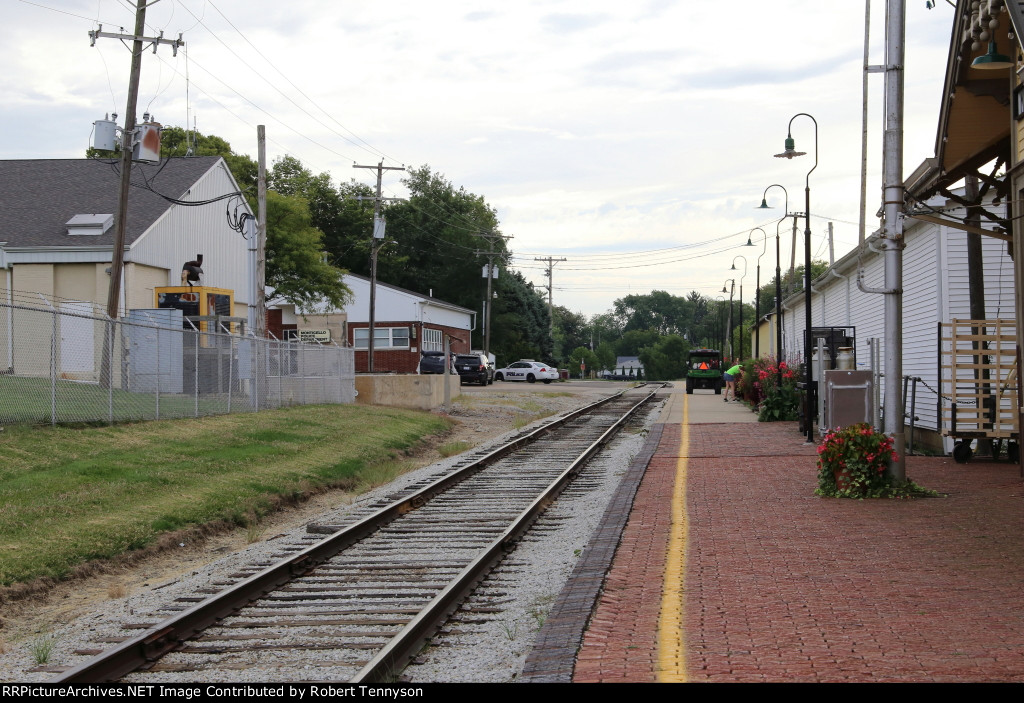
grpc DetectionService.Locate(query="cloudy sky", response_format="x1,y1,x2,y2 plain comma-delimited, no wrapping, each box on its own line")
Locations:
5,0,958,316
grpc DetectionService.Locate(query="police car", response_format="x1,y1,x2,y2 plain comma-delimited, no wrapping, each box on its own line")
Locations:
493,360,559,384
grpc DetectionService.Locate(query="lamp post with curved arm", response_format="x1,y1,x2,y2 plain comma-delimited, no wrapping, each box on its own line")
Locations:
758,183,789,391
743,228,766,358
721,280,735,359
714,294,726,351
730,256,748,360
775,113,817,443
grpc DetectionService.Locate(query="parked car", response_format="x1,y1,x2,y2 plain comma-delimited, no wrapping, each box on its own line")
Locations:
494,360,559,384
419,350,454,374
455,353,494,385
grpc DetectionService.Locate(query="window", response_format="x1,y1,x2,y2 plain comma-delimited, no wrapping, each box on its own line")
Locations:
422,328,443,352
353,327,410,349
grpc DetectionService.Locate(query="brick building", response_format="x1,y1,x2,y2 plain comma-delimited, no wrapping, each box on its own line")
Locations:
346,275,474,374
272,274,475,374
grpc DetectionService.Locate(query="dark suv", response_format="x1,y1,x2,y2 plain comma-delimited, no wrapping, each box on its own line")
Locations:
455,353,493,385
419,350,454,374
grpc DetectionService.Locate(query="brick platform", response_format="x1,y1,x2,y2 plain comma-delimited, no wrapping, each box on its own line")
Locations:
564,394,1024,683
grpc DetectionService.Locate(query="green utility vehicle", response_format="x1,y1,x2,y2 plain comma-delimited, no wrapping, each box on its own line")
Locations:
686,349,723,394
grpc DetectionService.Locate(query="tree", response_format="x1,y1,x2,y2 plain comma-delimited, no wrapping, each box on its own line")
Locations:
594,341,617,373
638,335,690,381
489,271,553,365
377,165,503,311
615,329,661,357
264,191,350,310
158,126,258,190
568,346,599,379
552,306,590,364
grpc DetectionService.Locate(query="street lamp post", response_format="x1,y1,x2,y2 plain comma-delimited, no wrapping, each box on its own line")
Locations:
775,113,817,444
721,279,735,359
759,184,789,391
743,230,765,358
730,256,748,360
714,294,726,350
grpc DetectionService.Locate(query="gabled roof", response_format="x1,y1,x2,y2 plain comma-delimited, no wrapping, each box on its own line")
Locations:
344,273,475,315
0,157,224,249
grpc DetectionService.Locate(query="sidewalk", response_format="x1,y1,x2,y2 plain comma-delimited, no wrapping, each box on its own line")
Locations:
570,387,1024,683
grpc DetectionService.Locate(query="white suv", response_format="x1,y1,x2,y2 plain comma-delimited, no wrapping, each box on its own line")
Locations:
494,360,559,384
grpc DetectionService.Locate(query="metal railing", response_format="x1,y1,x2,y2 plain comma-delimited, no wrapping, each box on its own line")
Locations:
0,300,355,426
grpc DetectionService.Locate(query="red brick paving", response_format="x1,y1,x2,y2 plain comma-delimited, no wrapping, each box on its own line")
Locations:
573,419,1024,683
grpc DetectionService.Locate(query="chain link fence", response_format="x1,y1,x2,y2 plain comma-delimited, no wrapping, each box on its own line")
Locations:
0,300,355,426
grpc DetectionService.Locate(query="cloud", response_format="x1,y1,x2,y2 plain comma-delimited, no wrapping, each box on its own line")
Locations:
540,13,610,34
672,49,862,91
464,11,498,22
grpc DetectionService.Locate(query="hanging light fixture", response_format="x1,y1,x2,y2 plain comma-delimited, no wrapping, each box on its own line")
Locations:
972,39,1013,69
774,135,806,159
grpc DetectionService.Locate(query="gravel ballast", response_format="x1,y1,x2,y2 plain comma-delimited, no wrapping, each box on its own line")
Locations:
0,387,662,682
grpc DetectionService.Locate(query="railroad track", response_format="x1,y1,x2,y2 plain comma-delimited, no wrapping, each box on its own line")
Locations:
53,386,662,683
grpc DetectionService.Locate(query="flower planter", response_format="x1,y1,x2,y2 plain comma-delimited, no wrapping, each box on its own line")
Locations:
833,467,852,492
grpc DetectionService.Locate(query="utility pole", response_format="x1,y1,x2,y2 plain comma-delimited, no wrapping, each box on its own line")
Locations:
353,161,404,373
881,0,906,480
256,126,267,338
90,2,183,319
473,232,512,357
534,256,566,331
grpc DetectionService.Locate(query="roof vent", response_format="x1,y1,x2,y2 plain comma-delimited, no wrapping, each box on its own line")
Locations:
66,214,114,236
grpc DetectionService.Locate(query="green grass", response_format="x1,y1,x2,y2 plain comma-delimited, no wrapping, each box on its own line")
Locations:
0,375,229,425
437,440,472,457
0,404,450,586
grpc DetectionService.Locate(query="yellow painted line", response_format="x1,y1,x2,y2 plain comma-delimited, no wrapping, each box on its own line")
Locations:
656,391,689,682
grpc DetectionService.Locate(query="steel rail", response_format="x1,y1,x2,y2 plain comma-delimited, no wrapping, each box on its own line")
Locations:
52,389,639,683
351,387,659,682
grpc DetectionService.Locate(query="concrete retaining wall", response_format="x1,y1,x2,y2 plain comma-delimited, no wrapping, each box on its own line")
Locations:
354,374,461,410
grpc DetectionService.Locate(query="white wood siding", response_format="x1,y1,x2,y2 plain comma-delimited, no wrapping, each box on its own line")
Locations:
344,276,473,330
129,160,252,305
781,206,1015,435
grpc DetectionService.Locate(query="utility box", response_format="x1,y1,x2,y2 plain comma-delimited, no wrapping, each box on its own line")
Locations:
822,370,873,431
127,308,183,393
155,286,235,334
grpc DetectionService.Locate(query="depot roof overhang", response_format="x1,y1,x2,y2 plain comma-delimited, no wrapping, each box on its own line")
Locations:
907,2,1024,201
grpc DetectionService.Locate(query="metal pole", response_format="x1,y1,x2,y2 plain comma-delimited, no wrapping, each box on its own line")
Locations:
860,0,871,247
155,320,161,420
755,266,761,358
50,308,57,427
761,185,789,385
194,325,199,418
227,334,233,413
443,333,451,409
778,112,819,444
882,0,907,480
909,376,918,456
107,319,114,423
256,126,267,339
804,180,814,443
